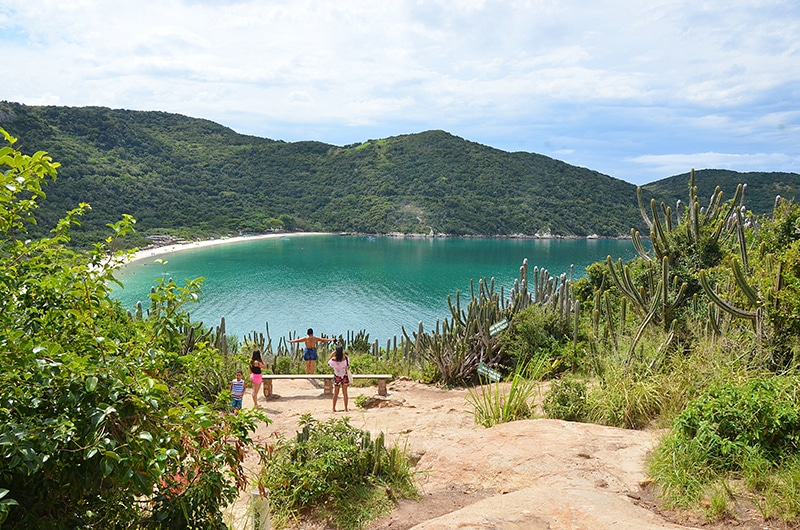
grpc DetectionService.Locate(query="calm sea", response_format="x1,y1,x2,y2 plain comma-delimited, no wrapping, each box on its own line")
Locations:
112,235,636,344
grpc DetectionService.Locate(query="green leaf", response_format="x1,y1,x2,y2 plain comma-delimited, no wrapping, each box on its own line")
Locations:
85,376,98,392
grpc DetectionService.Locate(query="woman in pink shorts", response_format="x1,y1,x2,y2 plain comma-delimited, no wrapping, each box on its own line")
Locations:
250,349,266,409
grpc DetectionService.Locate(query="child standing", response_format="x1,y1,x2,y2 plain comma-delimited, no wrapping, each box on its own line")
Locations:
230,369,245,413
327,345,350,412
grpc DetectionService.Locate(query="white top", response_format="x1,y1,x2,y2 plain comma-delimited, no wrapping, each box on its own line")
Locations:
327,357,349,377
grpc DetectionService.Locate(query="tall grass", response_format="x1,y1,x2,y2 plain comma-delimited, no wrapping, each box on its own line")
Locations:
466,372,539,428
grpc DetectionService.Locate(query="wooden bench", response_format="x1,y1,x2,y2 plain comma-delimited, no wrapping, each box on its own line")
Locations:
262,374,393,398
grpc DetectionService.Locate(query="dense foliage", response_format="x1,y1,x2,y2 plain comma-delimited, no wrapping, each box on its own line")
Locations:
0,101,649,246
2,103,794,251
643,168,800,218
0,129,264,529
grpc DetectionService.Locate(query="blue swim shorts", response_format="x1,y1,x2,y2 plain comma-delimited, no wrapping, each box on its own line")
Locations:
303,347,318,361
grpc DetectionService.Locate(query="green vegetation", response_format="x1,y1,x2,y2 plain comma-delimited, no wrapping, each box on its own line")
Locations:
5,112,800,527
257,415,418,530
649,376,800,521
643,168,800,217
400,167,800,524
466,373,538,427
0,129,266,528
542,379,587,422
1,102,649,246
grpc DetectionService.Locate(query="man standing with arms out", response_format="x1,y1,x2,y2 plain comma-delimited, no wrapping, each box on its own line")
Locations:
288,328,337,374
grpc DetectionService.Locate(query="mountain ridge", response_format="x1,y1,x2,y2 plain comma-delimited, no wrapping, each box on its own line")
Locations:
0,102,796,247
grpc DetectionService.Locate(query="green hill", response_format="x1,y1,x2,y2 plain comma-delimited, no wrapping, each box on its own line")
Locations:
642,169,800,217
1,101,796,247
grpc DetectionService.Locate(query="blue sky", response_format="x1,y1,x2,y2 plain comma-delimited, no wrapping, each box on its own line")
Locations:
2,1,799,185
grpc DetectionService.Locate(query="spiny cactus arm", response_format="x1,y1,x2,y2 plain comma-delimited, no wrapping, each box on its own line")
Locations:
734,205,749,272
707,302,722,337
722,184,744,222
447,292,466,327
573,299,580,347
699,269,758,321
650,198,670,257
605,256,647,313
661,202,673,232
631,229,652,261
705,186,724,220
637,187,654,230
604,290,618,350
730,257,760,306
626,292,661,361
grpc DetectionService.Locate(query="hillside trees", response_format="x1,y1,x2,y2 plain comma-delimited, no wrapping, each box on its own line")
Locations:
0,103,649,246
0,129,262,528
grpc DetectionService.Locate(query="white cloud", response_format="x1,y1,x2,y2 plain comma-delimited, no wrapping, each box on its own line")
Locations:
629,151,800,178
1,0,799,182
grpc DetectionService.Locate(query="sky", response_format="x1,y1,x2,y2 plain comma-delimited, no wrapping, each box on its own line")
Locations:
2,1,799,185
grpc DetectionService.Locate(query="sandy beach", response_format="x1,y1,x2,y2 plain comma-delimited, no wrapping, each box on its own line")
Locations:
125,232,330,265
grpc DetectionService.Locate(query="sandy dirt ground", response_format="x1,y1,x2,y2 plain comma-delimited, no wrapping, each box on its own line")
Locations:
231,377,779,530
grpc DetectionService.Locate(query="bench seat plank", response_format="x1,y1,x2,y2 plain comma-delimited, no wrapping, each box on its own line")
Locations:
262,374,392,397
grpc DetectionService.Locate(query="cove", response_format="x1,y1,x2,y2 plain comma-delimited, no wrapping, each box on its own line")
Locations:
112,235,637,344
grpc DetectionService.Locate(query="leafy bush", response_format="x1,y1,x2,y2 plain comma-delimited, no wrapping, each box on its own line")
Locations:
258,415,418,529
671,377,800,470
274,354,299,374
499,305,571,373
650,376,800,509
543,379,587,422
0,129,264,528
354,394,370,409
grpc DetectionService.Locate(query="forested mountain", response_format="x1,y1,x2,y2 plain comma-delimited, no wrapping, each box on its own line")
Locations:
0,101,796,247
642,169,800,216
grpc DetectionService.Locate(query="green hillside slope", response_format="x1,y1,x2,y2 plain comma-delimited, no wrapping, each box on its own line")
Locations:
8,102,793,247
643,169,800,216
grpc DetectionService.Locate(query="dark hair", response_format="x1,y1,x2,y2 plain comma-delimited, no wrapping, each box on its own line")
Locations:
307,328,314,335
251,349,263,362
334,345,344,362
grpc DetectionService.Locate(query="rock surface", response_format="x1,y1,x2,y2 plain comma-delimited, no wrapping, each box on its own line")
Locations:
235,376,709,529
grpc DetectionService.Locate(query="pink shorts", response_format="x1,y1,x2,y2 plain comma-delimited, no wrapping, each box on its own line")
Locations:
250,373,262,386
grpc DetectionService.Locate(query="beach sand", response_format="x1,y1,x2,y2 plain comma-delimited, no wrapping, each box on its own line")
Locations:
125,232,329,264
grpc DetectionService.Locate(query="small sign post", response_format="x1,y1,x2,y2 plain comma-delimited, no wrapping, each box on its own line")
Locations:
477,363,502,382
489,318,509,337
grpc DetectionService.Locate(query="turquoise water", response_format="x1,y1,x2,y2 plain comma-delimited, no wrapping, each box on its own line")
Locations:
112,235,636,344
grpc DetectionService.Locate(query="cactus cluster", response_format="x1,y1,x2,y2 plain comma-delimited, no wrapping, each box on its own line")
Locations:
402,258,576,384
602,169,750,355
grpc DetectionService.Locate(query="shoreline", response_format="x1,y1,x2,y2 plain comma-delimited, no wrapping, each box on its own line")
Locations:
123,230,635,265
124,232,329,265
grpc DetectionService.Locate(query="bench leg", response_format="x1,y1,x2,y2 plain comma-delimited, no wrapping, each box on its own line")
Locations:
324,379,333,395
378,379,387,396
263,379,273,398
